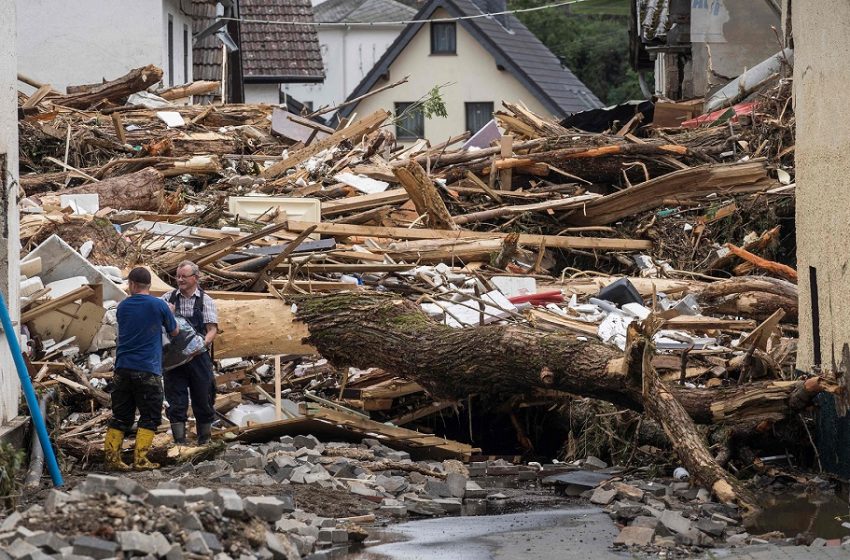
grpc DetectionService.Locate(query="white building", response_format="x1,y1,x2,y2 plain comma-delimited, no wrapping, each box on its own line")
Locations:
1,0,25,430
16,0,193,92
282,0,417,112
345,0,602,144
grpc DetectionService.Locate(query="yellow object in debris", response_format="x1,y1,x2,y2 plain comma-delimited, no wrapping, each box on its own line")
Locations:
104,427,130,472
133,428,160,470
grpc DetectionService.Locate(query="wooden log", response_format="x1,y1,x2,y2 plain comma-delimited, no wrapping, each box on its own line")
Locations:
567,161,773,226
35,167,165,212
54,65,164,109
214,298,315,359
697,276,798,321
157,80,220,100
393,160,459,230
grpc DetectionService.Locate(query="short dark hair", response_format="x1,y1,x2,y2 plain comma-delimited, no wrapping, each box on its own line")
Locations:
127,267,152,285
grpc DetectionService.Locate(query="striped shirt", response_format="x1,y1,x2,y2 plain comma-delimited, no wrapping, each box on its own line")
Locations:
161,288,218,325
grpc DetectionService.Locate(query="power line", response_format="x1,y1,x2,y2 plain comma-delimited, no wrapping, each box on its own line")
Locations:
220,0,593,28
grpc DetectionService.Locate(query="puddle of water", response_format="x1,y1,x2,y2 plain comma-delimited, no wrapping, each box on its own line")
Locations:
346,507,628,560
750,491,850,540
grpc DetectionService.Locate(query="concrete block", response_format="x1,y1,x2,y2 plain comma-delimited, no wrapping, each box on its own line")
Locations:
375,474,407,494
146,489,185,508
464,480,487,499
293,435,319,450
25,531,68,553
275,519,308,533
433,498,462,514
590,487,617,506
265,531,300,560
217,489,244,517
72,535,119,559
631,516,660,530
80,474,118,495
0,512,21,531
6,539,40,560
695,518,726,537
149,532,172,557
180,512,204,531
244,496,289,522
613,526,655,547
423,478,452,498
198,532,223,553
613,482,644,502
445,473,467,499
384,451,410,462
116,531,157,555
317,529,348,545
185,487,215,503
582,456,608,470
186,531,211,555
659,510,694,536
114,477,146,497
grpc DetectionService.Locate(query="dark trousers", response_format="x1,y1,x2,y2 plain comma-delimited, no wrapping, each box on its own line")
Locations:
164,352,216,424
109,369,164,432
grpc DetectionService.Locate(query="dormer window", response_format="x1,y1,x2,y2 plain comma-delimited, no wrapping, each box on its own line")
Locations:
431,22,457,55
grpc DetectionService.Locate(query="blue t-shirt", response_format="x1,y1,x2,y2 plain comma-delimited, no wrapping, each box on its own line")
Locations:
115,294,178,375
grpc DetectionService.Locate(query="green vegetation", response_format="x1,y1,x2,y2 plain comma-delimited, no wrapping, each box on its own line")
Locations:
511,0,645,105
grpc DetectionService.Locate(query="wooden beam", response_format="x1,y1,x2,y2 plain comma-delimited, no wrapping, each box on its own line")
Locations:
321,190,409,217
286,220,653,251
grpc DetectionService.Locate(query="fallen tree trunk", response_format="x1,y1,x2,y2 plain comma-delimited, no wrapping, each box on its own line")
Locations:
293,292,824,426
629,318,759,513
215,298,314,358
34,167,165,211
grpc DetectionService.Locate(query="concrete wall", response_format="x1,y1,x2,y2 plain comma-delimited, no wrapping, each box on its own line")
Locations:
794,0,850,378
16,0,192,93
0,0,22,422
282,25,404,110
689,0,780,97
352,8,552,144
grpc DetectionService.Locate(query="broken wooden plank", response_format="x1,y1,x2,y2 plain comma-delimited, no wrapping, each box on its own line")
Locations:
568,161,773,226
321,190,409,217
262,110,390,179
286,221,653,251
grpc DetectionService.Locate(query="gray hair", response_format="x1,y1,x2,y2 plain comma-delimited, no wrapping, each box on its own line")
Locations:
177,260,200,277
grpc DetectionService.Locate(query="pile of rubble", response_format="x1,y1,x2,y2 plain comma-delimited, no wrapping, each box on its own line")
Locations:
12,60,845,554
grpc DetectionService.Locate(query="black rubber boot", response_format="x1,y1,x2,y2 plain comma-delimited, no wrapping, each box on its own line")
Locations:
171,422,186,444
197,423,212,445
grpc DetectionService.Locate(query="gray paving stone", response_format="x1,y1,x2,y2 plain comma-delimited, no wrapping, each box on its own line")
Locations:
146,488,185,508
114,476,146,497
659,509,693,536
184,487,215,503
217,488,244,517
116,531,157,555
72,535,118,560
26,531,68,553
244,496,289,522
613,525,655,547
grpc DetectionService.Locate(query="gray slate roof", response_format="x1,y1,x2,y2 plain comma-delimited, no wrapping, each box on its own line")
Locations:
341,0,603,118
313,0,417,24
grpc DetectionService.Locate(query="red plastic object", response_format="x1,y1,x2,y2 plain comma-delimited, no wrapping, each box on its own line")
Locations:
681,100,759,128
508,290,564,305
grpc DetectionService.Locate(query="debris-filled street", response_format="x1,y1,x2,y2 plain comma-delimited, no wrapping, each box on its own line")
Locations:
2,0,850,558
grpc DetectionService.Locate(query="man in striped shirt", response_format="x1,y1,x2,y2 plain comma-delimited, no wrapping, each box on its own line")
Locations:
161,260,218,444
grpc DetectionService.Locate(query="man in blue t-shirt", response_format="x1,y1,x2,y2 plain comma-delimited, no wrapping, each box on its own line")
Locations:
104,267,178,471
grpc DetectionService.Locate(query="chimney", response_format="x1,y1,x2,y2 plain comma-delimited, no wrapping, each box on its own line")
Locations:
486,0,508,27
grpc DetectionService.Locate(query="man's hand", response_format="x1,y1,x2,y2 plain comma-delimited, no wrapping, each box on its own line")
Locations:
168,303,176,313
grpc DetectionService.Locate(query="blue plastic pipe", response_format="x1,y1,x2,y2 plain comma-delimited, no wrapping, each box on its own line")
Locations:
0,293,63,487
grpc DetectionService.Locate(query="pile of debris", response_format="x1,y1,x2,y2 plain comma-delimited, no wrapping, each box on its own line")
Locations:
12,61,842,553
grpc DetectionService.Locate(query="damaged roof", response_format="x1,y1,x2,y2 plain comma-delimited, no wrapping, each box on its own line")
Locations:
341,0,603,118
313,0,417,24
239,0,325,83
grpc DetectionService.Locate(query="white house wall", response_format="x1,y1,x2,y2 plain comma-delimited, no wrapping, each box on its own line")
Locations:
1,0,22,423
244,83,282,104
16,0,191,93
352,8,552,144
282,25,405,110
161,0,194,87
